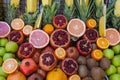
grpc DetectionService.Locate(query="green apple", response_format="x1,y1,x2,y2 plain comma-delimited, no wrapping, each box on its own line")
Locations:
0,76,6,80
110,74,120,80
106,65,117,76
117,67,120,74
0,47,6,56
0,57,3,66
3,53,15,61
0,38,8,47
0,67,8,77
112,55,120,67
5,41,18,53
103,49,114,59
112,44,120,54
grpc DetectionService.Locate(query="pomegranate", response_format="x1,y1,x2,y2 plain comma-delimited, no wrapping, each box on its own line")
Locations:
17,43,35,59
62,58,78,76
37,68,47,78
32,50,41,64
20,58,37,76
66,46,79,60
76,39,92,55
8,30,24,44
39,52,57,71
50,29,70,49
41,46,54,53
27,73,44,80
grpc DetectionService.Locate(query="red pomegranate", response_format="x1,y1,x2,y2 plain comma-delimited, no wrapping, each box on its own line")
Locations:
32,50,41,64
62,58,78,76
17,43,35,59
39,52,57,71
41,46,54,53
76,39,92,55
50,29,70,49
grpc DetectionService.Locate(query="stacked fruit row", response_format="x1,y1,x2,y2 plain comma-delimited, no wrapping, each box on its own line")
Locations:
0,0,120,80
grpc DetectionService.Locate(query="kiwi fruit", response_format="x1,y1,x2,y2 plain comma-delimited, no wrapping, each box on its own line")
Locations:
82,77,93,80
77,56,87,65
27,73,44,80
100,58,110,70
87,58,98,69
91,67,105,80
78,65,88,78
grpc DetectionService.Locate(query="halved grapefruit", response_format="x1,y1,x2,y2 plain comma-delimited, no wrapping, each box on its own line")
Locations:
29,29,49,48
0,21,11,38
67,19,86,38
105,28,120,46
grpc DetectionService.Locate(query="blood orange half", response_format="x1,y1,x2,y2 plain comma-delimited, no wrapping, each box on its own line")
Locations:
29,29,49,49
0,21,11,38
105,28,120,46
67,19,86,38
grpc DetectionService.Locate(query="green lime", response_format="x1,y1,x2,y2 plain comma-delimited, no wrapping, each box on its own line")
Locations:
103,48,114,59
0,47,6,56
106,65,117,76
3,53,15,61
0,38,8,47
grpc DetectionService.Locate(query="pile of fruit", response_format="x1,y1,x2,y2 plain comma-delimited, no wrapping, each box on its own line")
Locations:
0,0,120,80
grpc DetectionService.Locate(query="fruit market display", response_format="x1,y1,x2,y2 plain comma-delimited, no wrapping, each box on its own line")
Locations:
0,0,120,80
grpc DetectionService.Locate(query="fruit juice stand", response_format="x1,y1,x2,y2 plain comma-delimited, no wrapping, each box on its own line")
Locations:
0,0,120,80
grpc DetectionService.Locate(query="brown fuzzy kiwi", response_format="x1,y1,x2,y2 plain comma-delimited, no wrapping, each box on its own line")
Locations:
77,56,87,65
87,58,98,69
100,58,110,70
78,65,88,78
82,77,93,80
91,67,106,80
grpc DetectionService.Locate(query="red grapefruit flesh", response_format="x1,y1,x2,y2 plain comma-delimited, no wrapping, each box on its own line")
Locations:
105,28,120,46
0,21,11,38
67,19,86,38
29,29,49,49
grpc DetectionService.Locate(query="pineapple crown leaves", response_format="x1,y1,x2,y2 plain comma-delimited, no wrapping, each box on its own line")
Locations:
63,3,76,21
42,1,60,26
75,0,94,21
21,8,39,26
5,4,19,24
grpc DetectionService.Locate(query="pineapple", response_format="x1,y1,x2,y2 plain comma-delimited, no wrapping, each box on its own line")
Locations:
114,0,120,17
64,0,75,21
27,0,37,13
42,0,52,6
42,1,59,26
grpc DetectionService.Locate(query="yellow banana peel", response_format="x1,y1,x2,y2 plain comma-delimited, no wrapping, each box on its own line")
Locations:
27,0,37,13
65,0,73,7
10,0,20,7
42,0,52,6
99,16,106,37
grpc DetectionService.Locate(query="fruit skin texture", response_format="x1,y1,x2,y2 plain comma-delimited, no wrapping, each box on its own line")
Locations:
3,53,15,61
112,55,120,67
7,71,26,80
0,47,6,56
0,67,8,77
0,57,3,65
0,38,8,47
20,58,37,76
0,76,6,80
112,44,120,54
5,41,18,53
105,65,117,76
110,74,120,80
46,68,67,80
39,52,57,71
100,58,110,70
103,49,114,59
27,73,43,80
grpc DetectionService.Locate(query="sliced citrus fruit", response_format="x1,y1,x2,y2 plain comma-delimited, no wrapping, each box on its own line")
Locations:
29,29,49,49
96,37,109,49
105,28,120,46
54,47,66,59
86,18,96,29
22,25,33,36
99,16,106,37
2,58,18,74
11,18,24,30
69,74,81,80
91,49,103,61
43,24,54,35
0,21,11,38
67,19,86,38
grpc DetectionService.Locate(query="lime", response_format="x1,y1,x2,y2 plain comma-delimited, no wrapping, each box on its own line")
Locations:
106,65,117,76
0,67,8,77
0,38,8,47
0,76,6,80
3,53,15,61
110,74,120,80
112,55,120,67
5,41,18,53
112,44,120,54
0,57,3,66
0,47,6,56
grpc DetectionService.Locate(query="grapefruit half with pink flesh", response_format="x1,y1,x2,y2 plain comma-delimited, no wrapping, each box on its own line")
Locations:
67,19,86,38
29,29,49,49
105,28,120,46
0,21,11,38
